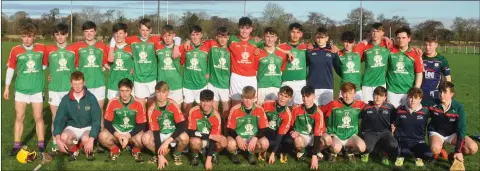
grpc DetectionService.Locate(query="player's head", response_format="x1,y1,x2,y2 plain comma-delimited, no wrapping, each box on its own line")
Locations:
424,35,438,55
53,23,69,44
340,82,356,104
139,18,152,39
439,81,455,103
264,27,278,48
407,87,423,108
70,71,85,93
277,86,293,106
117,78,133,102
373,86,388,106
289,22,303,43
216,27,229,47
315,27,329,46
19,22,38,46
82,21,97,41
341,31,356,51
238,17,253,39
301,86,316,107
154,81,169,103
189,25,203,45
395,27,411,48
370,22,385,41
113,23,128,44
161,24,175,45
199,89,214,113
241,86,256,109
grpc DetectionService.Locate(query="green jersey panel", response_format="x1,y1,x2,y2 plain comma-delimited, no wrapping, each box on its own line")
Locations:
183,48,208,90
257,54,283,88
78,46,106,88
131,41,157,83
208,46,231,89
108,48,134,91
156,47,183,90
15,50,45,94
48,48,75,92
339,51,362,90
362,45,389,86
326,107,360,140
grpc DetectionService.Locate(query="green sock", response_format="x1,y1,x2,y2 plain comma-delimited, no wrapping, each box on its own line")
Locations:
174,151,181,156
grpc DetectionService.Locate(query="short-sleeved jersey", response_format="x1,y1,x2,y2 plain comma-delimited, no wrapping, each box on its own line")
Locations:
262,101,292,135
277,43,307,81
207,40,231,89
147,99,185,134
392,105,430,141
7,44,46,94
291,104,325,136
337,50,362,91
321,100,366,140
227,104,268,139
187,106,222,135
256,49,287,88
45,44,76,92
72,41,108,89
104,97,146,133
155,44,183,91
386,47,424,94
108,45,134,91
228,36,261,77
355,41,390,87
180,43,209,90
127,36,161,83
421,54,450,92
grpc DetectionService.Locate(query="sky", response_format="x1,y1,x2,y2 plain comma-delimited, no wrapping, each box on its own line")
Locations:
1,1,479,28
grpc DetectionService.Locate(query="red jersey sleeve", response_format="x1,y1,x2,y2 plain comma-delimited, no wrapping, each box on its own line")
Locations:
413,53,424,73
171,101,185,123
147,105,160,131
278,109,292,135
256,106,268,129
134,101,147,124
290,107,300,127
99,43,108,65
125,36,135,45
313,108,325,136
321,102,334,118
72,42,80,68
210,112,222,135
7,46,19,69
42,45,49,66
104,100,117,121
179,46,186,65
227,105,240,129
275,50,288,71
353,43,366,61
154,42,165,51
187,107,199,130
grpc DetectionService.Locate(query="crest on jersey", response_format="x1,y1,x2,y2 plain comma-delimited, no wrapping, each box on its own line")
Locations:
25,55,38,73
187,53,201,71
85,49,99,68
372,51,385,67
244,119,254,135
339,112,353,128
326,53,332,57
137,45,151,64
57,53,69,71
394,56,407,74
434,63,439,68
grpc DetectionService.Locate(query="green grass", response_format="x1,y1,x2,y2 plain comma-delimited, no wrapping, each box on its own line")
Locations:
1,41,479,170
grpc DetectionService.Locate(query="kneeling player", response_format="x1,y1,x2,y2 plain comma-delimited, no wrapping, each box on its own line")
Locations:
187,89,227,170
290,86,326,170
321,82,366,162
141,81,189,169
99,78,145,162
226,86,269,165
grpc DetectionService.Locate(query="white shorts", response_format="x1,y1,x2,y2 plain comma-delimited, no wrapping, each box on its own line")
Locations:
134,81,156,98
257,87,279,105
429,132,456,145
339,90,363,101
169,89,183,104
333,134,358,146
315,89,333,106
300,134,314,147
65,126,91,141
387,91,407,108
89,86,106,101
230,73,257,101
362,84,386,103
207,83,230,102
160,133,177,147
15,92,43,104
48,91,68,106
282,80,306,106
107,89,136,100
183,86,207,104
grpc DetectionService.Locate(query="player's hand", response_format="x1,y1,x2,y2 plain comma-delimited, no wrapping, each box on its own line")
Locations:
247,137,258,152
254,36,262,43
205,74,210,79
290,131,300,139
287,51,295,61
130,68,134,75
183,39,192,52
331,44,339,53
361,40,368,45
268,152,276,164
158,143,169,155
391,124,396,135
3,88,9,100
157,155,169,170
412,46,423,56
454,152,464,162
205,156,213,170
307,43,314,50
84,138,95,154
310,155,319,170
172,46,181,59
254,48,261,56
48,74,52,82
236,136,247,151
57,140,69,153
120,134,131,148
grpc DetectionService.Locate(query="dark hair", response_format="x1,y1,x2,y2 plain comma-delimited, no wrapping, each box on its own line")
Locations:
190,25,202,34
200,89,214,101
439,81,455,93
407,87,423,98
371,22,384,31
112,23,127,33
162,24,174,34
424,35,438,43
395,26,411,37
118,78,133,90
288,23,303,32
301,86,315,96
316,27,328,37
53,23,69,35
139,18,152,29
373,86,388,96
82,21,96,31
71,71,85,81
238,17,253,27
264,27,277,36
279,86,294,97
20,22,38,35
216,26,228,36
341,31,355,43
340,82,356,93
155,81,169,92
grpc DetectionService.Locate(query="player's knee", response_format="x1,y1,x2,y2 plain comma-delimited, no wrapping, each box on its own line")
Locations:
294,137,304,147
357,143,366,153
227,139,237,151
464,141,478,155
430,146,441,155
15,113,25,121
219,137,228,149
60,132,70,143
177,133,189,145
189,138,201,150
322,134,332,146
332,144,342,154
141,132,153,145
259,138,269,150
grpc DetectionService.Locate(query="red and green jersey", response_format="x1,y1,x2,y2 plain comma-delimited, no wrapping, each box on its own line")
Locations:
187,106,222,135
206,40,231,89
180,43,209,90
44,44,76,92
72,41,108,89
338,50,362,91
355,41,391,87
321,100,365,140
262,101,292,135
155,44,183,91
7,44,47,94
227,104,268,139
127,36,161,83
277,43,307,81
107,45,134,91
228,36,261,76
256,49,287,88
291,104,325,136
386,47,424,93
105,97,146,133
148,98,184,134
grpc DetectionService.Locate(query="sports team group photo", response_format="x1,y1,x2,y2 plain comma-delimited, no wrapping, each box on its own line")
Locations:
0,1,479,170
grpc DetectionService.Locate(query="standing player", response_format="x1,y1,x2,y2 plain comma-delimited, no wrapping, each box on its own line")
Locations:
421,36,451,105
106,23,134,101
141,81,189,169
336,31,362,100
187,90,227,170
386,27,423,107
45,23,76,153
4,22,47,155
256,27,287,105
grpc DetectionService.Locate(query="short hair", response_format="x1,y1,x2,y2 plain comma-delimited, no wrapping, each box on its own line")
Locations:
112,23,128,34
71,71,85,81
288,23,303,32
341,31,355,43
242,86,256,99
395,26,411,37
82,21,97,31
118,78,133,90
373,86,388,96
161,24,174,34
315,27,328,37
190,25,202,34
264,27,277,36
154,81,169,92
424,35,438,43
19,22,38,35
279,86,294,97
238,17,253,27
439,81,455,93
53,23,69,35
301,86,315,96
139,18,152,29
200,89,214,101
216,26,228,36
371,22,384,31
340,82,357,93
407,87,423,98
